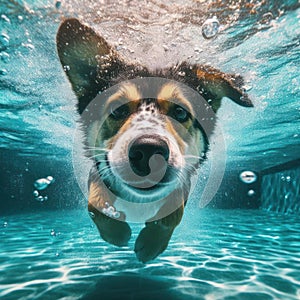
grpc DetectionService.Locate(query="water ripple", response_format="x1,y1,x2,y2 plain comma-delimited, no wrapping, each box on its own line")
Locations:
1,209,299,299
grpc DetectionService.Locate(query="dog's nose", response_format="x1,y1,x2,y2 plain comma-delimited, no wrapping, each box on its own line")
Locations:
128,135,169,177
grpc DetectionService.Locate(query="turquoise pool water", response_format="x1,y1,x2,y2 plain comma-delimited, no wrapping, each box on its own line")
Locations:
1,209,300,300
0,0,300,299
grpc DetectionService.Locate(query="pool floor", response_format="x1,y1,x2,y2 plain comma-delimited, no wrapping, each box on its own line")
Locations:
1,208,300,299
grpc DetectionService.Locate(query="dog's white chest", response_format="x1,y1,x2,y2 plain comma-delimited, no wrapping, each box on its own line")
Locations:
113,197,166,223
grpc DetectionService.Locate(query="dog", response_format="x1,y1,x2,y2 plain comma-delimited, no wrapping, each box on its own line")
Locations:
56,18,252,262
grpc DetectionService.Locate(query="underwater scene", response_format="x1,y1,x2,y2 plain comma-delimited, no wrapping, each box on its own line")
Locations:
1,0,300,299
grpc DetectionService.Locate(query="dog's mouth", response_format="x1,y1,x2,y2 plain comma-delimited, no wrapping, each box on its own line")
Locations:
122,168,178,190
118,172,179,202
110,161,178,193
97,157,180,201
96,134,185,201
97,159,179,201
124,181,167,192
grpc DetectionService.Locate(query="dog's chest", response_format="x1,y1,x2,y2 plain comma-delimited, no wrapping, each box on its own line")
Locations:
113,197,166,223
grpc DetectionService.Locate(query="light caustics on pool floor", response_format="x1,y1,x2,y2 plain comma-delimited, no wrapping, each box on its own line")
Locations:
0,209,300,300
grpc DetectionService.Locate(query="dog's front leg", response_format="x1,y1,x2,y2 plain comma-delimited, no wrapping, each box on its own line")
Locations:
88,203,131,247
88,180,131,247
134,201,184,263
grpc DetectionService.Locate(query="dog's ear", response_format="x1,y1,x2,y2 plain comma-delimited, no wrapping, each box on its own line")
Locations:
57,18,126,114
176,63,253,112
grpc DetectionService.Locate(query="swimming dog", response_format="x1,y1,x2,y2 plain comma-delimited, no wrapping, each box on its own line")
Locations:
57,18,252,262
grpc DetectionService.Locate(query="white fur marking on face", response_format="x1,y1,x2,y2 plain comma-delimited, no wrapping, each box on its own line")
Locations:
108,101,184,170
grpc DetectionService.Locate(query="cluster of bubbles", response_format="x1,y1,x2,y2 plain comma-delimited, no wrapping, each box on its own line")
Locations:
281,175,291,182
239,171,257,197
50,229,60,257
33,176,55,202
50,229,60,237
102,202,121,219
201,16,220,39
0,29,9,75
0,12,37,76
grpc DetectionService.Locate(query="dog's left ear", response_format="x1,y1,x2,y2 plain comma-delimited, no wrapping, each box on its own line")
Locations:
176,63,253,112
57,18,126,114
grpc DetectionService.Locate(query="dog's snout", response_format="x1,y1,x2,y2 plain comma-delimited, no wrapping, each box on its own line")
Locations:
129,135,169,177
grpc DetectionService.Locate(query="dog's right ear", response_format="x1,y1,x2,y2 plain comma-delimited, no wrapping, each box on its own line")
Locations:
57,18,125,114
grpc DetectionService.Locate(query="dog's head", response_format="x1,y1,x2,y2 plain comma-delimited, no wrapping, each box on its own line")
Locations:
57,18,252,202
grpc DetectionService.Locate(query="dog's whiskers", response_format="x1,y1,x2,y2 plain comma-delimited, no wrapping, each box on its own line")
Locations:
184,154,200,159
86,146,107,150
89,153,107,159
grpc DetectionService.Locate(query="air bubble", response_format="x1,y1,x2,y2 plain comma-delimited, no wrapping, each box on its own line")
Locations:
3,221,8,227
0,52,10,62
239,171,257,184
202,16,220,39
34,176,54,190
36,195,45,202
18,15,24,22
243,84,253,92
22,43,35,50
46,176,54,183
113,211,120,219
107,206,114,215
247,189,255,196
102,205,120,219
260,12,274,25
0,33,10,50
63,65,70,72
50,229,56,236
162,45,169,51
194,47,203,53
88,211,95,219
1,14,10,23
33,184,49,202
0,68,7,75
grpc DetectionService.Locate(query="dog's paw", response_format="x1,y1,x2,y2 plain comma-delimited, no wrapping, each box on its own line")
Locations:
98,219,132,247
134,224,173,263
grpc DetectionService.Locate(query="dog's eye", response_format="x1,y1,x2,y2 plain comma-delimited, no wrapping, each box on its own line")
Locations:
173,106,189,123
109,104,130,120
